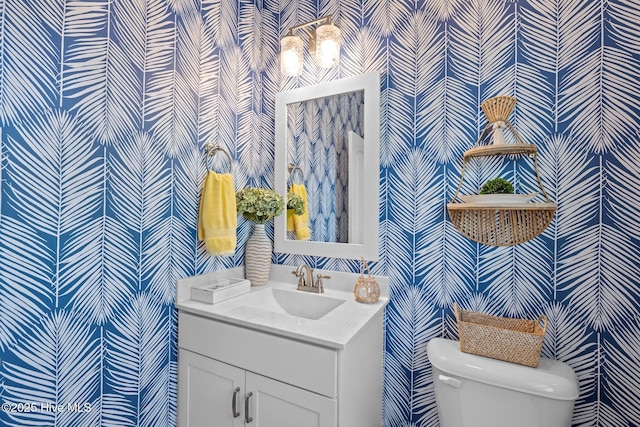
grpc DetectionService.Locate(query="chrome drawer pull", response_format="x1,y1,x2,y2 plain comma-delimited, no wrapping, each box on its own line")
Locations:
245,392,253,423
232,387,240,418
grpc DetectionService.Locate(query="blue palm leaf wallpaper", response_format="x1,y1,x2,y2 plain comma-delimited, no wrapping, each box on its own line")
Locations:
0,0,638,426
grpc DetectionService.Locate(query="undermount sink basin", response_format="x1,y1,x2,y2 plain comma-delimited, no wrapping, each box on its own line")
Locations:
271,288,345,320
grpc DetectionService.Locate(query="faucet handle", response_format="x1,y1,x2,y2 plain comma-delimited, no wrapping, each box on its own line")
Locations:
315,274,331,293
292,267,308,287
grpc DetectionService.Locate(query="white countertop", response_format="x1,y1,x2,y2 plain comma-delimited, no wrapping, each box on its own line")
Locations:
176,264,389,349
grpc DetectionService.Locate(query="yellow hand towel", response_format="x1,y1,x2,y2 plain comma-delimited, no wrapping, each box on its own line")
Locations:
289,183,311,241
287,209,295,232
198,171,237,255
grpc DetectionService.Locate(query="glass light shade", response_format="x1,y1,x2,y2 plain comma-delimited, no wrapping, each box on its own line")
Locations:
280,35,304,76
314,23,341,68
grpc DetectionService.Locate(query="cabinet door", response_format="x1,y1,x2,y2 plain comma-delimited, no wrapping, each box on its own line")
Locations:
178,349,245,427
246,372,337,427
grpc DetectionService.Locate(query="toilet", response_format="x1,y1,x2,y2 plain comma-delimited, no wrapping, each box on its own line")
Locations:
427,338,579,427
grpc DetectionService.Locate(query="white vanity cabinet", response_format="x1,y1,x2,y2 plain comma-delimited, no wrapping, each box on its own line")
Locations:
177,309,384,427
179,348,335,427
178,349,245,427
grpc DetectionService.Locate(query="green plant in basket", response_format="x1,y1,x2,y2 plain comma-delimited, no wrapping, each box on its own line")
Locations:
286,192,305,215
236,187,284,224
480,177,514,195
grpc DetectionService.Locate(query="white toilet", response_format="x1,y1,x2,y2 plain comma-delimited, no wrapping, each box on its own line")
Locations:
427,338,579,427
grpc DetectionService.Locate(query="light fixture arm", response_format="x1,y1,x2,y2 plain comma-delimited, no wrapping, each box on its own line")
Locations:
286,16,334,54
287,15,333,36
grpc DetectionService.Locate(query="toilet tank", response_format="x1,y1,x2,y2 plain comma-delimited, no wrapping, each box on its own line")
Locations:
427,338,579,427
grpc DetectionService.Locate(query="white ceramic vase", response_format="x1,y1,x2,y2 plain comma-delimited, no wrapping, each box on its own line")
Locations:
245,223,271,286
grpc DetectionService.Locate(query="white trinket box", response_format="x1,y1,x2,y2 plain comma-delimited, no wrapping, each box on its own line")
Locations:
190,278,250,304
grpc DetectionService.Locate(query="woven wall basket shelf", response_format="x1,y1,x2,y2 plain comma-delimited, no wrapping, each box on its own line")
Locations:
448,96,557,246
463,143,537,159
447,202,556,246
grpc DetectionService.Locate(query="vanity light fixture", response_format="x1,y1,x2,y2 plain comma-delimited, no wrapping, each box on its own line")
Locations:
280,15,341,76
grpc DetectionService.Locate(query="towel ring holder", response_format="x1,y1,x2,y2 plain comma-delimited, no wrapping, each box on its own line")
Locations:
206,145,232,173
288,163,304,185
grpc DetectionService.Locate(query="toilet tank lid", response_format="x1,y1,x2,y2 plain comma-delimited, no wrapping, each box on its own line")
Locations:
427,338,579,401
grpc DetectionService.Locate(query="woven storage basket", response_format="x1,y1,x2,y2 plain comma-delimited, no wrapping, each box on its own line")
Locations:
453,303,547,368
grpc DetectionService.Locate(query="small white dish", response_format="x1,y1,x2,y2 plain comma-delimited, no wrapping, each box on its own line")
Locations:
460,192,537,204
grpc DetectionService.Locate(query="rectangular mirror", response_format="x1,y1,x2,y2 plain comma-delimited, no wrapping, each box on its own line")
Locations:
274,72,380,260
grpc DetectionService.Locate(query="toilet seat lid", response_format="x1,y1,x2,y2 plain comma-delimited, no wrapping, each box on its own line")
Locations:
427,338,579,400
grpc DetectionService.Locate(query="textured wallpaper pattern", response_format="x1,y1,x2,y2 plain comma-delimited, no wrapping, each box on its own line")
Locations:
0,0,260,425
0,0,638,426
269,0,640,426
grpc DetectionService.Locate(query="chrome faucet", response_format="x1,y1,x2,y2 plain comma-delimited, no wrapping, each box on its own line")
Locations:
292,264,330,293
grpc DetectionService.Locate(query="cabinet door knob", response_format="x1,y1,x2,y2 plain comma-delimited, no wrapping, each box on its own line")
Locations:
244,392,253,423
232,387,240,418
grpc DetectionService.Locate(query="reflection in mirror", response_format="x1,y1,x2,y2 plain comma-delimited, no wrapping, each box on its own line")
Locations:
285,90,364,244
275,72,380,261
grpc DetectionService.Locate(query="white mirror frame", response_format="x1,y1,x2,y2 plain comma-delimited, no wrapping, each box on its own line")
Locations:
274,71,380,261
